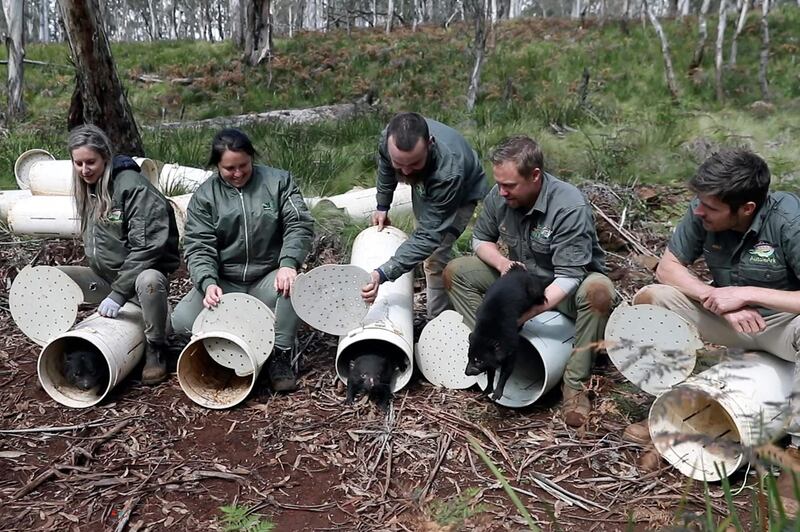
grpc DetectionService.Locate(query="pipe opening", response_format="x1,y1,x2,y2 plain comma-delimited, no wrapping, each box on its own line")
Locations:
337,339,410,391
650,387,742,481
39,336,111,405
177,337,255,409
482,339,546,404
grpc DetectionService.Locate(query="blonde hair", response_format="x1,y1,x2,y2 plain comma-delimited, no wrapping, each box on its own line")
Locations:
68,125,114,234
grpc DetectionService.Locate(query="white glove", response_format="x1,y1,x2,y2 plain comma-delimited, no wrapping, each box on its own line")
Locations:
98,297,121,318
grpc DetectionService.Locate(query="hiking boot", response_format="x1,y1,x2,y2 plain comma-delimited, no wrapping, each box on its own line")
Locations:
776,447,800,516
268,347,298,393
623,420,652,445
141,341,168,385
561,384,591,428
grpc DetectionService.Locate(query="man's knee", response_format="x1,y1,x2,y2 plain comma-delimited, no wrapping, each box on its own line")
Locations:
632,284,679,306
443,256,474,292
135,269,168,295
577,275,616,316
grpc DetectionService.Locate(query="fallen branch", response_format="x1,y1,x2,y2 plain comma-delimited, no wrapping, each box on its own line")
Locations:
0,418,120,434
591,202,657,258
146,93,377,131
12,419,131,500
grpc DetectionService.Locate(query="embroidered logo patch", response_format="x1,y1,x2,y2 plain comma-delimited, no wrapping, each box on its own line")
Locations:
530,225,553,240
748,241,777,264
107,209,122,223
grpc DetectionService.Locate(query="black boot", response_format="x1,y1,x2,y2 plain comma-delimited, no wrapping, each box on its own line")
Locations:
268,347,298,393
142,341,168,385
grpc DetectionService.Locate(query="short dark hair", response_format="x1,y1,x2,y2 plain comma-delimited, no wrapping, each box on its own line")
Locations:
386,112,429,151
489,135,544,177
208,128,258,167
689,149,770,211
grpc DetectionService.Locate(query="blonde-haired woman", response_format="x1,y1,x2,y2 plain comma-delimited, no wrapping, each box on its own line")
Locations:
61,124,180,385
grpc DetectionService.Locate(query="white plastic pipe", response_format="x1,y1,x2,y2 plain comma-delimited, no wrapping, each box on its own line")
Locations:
29,158,160,196
0,189,32,224
38,303,146,408
306,184,413,221
335,225,414,392
177,331,262,409
167,193,193,242
476,311,576,408
159,163,213,193
649,350,793,481
8,195,79,237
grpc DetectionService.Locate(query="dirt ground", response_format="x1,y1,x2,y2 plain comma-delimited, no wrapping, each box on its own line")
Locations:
0,185,752,531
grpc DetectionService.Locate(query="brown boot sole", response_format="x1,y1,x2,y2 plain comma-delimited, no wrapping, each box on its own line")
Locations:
141,370,168,386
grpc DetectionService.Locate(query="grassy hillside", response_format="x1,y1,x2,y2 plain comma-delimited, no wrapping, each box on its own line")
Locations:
1,7,799,195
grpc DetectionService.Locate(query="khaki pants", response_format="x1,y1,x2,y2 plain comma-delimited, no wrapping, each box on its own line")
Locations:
58,266,170,344
633,284,800,436
171,269,300,350
422,202,477,320
444,255,619,390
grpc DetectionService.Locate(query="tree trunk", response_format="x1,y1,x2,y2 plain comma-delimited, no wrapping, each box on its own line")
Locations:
758,0,770,101
148,0,158,40
3,0,25,123
58,0,143,155
643,0,679,101
688,0,711,71
40,0,50,43
714,0,728,102
729,0,748,67
385,0,393,32
230,0,243,45
242,0,273,65
466,0,486,111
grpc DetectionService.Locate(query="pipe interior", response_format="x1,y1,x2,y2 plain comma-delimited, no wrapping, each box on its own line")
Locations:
178,339,253,408
40,336,110,403
651,388,742,479
484,339,546,401
338,339,409,389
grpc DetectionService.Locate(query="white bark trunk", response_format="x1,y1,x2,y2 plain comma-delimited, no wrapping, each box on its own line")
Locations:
230,0,242,45
759,0,770,100
148,0,158,40
571,0,581,19
385,0,394,32
40,0,50,43
715,0,728,101
2,0,24,122
688,0,711,70
644,0,679,101
729,0,748,67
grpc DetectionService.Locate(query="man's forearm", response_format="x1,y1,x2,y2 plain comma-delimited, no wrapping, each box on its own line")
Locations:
519,282,568,324
745,287,800,314
655,250,712,302
475,242,510,272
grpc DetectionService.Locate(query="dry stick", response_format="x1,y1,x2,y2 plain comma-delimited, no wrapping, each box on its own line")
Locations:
419,434,452,501
113,496,140,532
531,472,609,511
12,419,131,500
433,410,513,466
0,418,118,435
591,202,657,258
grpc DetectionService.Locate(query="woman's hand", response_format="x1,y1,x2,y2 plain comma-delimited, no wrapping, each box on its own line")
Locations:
203,284,223,309
274,267,297,298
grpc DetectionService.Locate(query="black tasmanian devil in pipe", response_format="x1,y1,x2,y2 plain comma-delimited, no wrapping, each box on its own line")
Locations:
345,344,407,411
465,264,547,401
62,338,109,393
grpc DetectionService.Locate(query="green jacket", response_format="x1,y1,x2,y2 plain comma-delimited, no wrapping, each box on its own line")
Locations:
84,157,180,305
669,192,800,316
375,118,488,281
184,164,315,293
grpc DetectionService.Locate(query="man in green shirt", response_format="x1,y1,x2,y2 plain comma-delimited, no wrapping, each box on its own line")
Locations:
626,150,800,473
445,135,618,427
361,112,488,319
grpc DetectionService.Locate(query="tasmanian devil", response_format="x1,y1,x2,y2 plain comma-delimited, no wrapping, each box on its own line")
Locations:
62,339,109,393
345,345,405,410
465,264,547,400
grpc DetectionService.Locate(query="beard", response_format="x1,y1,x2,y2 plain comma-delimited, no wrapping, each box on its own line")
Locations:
395,150,436,185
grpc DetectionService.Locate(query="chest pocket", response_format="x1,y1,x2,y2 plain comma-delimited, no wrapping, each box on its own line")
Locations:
528,237,553,269
739,263,789,288
499,229,519,255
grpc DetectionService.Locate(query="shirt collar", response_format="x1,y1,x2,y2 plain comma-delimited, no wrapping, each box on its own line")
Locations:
525,172,552,216
744,193,774,236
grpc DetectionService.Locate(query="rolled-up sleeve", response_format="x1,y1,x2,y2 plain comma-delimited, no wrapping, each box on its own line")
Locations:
667,200,704,265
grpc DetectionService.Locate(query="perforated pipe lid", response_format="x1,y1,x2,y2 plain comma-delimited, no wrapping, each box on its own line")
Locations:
10,266,83,346
192,293,275,375
415,310,478,389
14,149,55,190
606,304,703,396
291,264,371,336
